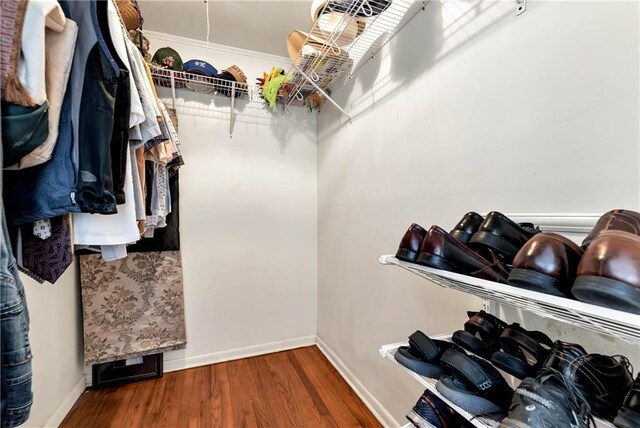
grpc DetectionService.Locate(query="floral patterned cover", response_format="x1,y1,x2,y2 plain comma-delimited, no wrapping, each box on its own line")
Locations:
79,251,187,365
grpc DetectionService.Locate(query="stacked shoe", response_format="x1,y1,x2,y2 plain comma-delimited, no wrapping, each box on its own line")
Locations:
396,211,541,284
543,340,634,421
506,208,640,314
406,389,466,428
499,368,594,428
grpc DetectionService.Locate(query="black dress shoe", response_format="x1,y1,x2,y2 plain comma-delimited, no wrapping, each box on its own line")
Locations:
450,212,484,245
614,374,640,428
544,341,634,421
469,211,541,264
416,225,510,283
396,223,428,262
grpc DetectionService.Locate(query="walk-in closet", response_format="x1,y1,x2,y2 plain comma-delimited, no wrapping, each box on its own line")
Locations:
1,0,639,427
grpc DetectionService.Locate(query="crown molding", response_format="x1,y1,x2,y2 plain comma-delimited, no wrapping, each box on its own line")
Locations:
144,30,291,65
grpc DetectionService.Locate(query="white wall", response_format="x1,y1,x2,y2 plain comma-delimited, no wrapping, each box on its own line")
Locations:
21,263,85,428
316,1,639,425
144,34,319,373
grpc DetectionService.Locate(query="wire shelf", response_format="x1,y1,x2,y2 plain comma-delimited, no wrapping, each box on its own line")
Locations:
379,341,616,428
379,255,640,344
149,65,265,103
283,0,428,117
379,340,499,428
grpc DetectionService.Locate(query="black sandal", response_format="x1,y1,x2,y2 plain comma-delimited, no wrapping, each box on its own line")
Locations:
490,323,553,379
394,331,463,379
436,349,514,415
452,310,507,359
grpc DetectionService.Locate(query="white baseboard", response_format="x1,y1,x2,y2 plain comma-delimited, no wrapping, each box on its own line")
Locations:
316,336,398,428
43,376,86,427
163,335,317,373
85,335,318,386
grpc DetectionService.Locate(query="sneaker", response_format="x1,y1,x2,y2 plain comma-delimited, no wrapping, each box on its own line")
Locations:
499,369,594,428
406,390,463,428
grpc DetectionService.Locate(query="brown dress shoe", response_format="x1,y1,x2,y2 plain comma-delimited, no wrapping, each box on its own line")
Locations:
416,225,509,283
508,233,583,298
573,230,640,314
396,223,427,262
582,209,640,249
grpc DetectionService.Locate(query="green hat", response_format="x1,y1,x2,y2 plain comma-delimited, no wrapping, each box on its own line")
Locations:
152,47,184,71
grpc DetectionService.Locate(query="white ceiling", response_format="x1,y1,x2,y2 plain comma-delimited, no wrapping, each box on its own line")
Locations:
138,0,313,58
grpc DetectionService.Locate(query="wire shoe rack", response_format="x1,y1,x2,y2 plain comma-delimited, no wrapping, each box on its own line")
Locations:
379,255,640,344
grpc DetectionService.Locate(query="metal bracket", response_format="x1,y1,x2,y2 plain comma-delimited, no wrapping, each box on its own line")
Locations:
293,64,352,124
516,0,526,16
229,81,236,138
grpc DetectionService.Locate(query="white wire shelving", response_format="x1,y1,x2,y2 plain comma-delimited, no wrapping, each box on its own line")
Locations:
149,66,279,138
283,0,428,121
379,338,500,428
379,255,640,344
379,341,616,428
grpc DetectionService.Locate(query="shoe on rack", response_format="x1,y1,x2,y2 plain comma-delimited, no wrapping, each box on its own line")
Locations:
450,212,484,245
499,368,595,428
582,209,640,249
395,331,464,379
508,232,584,298
452,310,507,359
491,323,553,379
613,374,640,428
397,223,428,263
416,225,510,283
406,389,464,428
436,349,514,415
572,230,640,315
544,341,634,421
469,212,541,264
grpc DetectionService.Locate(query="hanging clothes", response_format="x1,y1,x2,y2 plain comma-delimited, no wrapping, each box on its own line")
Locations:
67,0,120,214
6,16,78,170
3,0,79,226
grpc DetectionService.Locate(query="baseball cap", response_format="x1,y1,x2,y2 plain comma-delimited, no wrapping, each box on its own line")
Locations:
215,65,248,97
152,47,184,71
183,59,218,77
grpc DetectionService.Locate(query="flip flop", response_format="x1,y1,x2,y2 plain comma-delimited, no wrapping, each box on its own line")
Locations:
394,331,463,379
490,323,553,379
436,349,514,415
452,310,507,359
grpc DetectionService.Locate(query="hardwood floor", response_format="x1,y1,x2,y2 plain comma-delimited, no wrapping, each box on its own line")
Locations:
61,346,382,427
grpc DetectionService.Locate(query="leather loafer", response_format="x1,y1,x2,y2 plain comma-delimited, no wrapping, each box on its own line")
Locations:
396,223,427,263
450,211,484,244
416,225,510,283
572,231,640,314
508,232,584,298
614,374,640,428
469,211,541,264
582,209,640,249
544,340,634,421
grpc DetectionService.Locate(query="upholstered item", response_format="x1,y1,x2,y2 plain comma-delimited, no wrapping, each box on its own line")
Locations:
79,251,187,365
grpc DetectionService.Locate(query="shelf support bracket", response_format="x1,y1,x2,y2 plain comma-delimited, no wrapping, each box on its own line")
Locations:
293,64,352,124
230,81,236,138
169,70,177,109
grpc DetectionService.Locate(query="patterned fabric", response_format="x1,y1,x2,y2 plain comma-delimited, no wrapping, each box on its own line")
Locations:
20,215,72,284
79,251,186,365
0,0,33,106
32,218,51,239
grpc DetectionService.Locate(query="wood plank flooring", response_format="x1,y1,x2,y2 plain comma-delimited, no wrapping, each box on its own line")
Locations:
61,346,381,428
